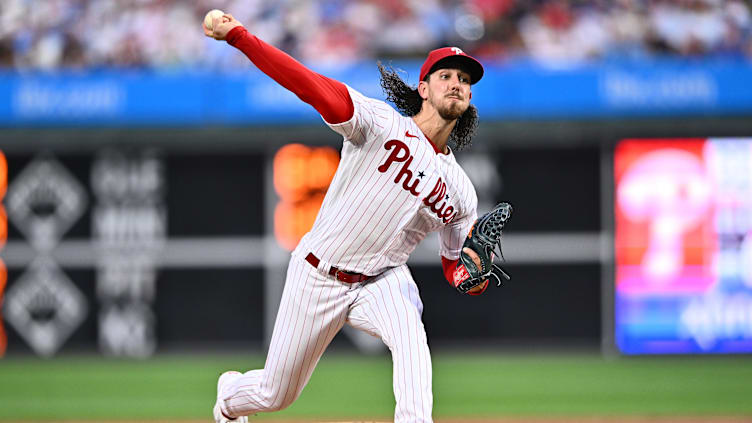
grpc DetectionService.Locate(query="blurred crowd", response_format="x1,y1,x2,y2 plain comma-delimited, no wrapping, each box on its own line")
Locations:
0,0,751,70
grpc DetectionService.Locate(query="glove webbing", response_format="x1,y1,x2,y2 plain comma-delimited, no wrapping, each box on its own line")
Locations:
472,202,512,287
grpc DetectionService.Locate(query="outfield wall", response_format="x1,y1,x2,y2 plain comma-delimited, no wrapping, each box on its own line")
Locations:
1,60,752,357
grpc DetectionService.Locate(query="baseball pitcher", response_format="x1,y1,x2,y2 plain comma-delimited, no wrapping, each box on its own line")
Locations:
203,12,511,423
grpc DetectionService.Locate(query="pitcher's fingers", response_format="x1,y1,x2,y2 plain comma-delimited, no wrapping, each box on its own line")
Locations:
202,22,212,37
462,247,482,269
469,280,489,294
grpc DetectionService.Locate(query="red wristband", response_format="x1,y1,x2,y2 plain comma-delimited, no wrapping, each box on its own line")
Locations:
442,257,488,296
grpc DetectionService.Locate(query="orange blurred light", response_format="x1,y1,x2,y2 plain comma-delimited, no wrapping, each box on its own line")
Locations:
0,151,6,199
308,148,339,190
273,144,339,251
274,144,313,202
274,194,326,251
0,206,6,249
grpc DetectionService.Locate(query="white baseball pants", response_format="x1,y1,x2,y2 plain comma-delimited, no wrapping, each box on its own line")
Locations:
219,253,433,422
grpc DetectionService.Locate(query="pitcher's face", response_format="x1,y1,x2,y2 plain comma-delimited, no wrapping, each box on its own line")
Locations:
423,68,471,120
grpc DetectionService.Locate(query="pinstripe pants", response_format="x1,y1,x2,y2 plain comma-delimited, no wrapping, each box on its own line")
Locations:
220,253,433,422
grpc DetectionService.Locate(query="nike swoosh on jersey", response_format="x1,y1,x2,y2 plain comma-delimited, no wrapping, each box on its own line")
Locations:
405,131,419,139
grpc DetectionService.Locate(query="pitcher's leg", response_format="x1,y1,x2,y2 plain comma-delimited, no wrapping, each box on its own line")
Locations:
348,265,433,423
219,255,351,417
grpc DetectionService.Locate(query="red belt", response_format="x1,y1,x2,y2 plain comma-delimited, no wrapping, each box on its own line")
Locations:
305,253,371,284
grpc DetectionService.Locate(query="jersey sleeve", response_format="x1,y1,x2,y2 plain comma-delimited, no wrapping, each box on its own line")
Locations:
439,192,486,296
438,209,477,260
438,181,478,259
325,86,396,146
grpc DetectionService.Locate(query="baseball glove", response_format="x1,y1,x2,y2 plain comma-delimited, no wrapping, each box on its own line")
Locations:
454,202,513,295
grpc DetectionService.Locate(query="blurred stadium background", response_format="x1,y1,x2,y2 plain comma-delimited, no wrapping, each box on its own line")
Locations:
2,0,752,421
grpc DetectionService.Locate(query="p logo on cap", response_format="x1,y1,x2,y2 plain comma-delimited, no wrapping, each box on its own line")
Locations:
419,47,484,85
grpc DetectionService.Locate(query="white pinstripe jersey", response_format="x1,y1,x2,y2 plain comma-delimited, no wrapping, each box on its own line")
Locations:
295,86,478,276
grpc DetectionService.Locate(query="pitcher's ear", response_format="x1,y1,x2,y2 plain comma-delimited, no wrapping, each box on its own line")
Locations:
417,80,429,100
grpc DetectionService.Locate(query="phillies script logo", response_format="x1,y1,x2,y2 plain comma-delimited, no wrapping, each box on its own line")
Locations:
377,139,458,224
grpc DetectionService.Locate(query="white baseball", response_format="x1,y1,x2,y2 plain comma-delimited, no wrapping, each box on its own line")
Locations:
203,9,224,31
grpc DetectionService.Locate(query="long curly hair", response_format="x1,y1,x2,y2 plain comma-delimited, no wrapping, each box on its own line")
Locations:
377,62,478,151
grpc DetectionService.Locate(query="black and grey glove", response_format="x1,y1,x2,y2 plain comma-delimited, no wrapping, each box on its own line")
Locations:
453,202,513,295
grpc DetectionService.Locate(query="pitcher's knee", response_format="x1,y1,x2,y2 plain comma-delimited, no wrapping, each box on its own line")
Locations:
265,398,294,412
263,390,299,412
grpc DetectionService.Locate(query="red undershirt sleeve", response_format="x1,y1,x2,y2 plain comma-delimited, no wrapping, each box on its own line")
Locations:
226,27,354,124
441,256,459,285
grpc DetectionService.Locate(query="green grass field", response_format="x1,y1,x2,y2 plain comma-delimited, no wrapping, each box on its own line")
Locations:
1,352,751,421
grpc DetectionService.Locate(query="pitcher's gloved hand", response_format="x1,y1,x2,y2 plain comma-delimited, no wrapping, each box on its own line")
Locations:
453,202,513,295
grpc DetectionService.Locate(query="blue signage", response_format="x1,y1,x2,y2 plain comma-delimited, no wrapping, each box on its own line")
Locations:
1,58,751,127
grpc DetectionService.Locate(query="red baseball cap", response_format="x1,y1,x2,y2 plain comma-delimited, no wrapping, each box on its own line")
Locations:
419,47,484,85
